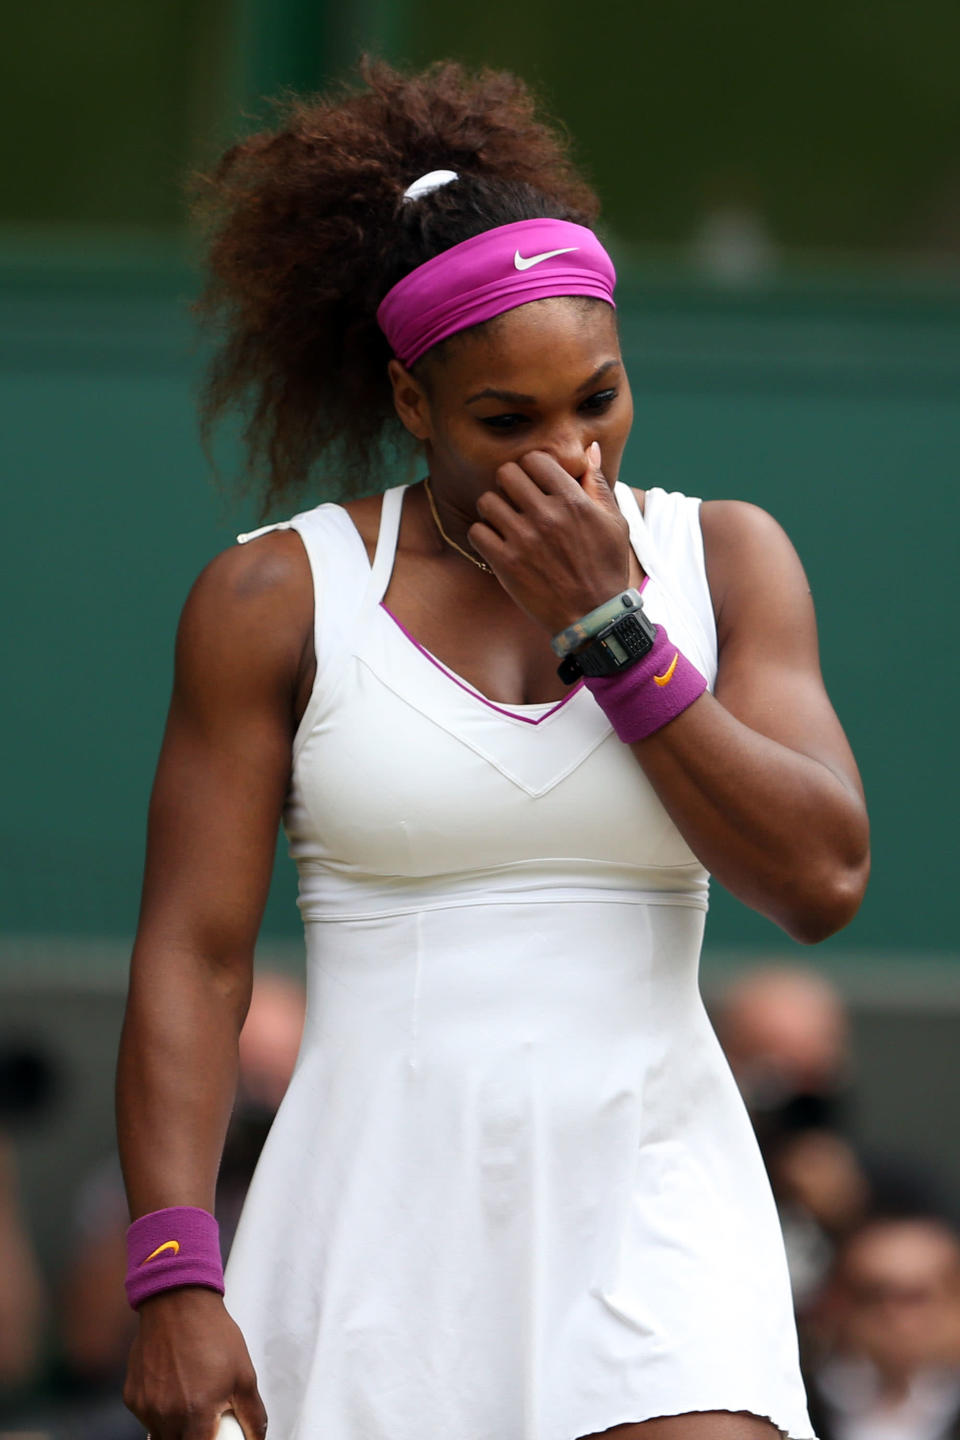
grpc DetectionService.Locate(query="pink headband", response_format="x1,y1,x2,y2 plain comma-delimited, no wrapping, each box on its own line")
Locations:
376,218,616,367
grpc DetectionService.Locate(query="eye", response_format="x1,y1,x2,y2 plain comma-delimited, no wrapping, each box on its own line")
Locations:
579,388,618,414
479,413,530,431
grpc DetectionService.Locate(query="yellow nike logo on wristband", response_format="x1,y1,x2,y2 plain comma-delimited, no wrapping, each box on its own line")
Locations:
653,652,679,687
142,1240,181,1264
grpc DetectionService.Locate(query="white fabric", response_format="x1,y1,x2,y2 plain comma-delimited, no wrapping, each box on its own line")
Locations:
227,483,816,1440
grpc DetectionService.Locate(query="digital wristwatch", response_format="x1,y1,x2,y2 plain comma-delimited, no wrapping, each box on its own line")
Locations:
555,590,658,684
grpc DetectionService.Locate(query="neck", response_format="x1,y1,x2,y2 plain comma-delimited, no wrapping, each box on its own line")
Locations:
422,476,492,573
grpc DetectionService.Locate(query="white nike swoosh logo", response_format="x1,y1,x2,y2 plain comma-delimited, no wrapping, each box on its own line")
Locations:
513,246,579,270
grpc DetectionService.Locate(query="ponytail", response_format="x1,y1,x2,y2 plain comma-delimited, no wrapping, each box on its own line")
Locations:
192,57,601,512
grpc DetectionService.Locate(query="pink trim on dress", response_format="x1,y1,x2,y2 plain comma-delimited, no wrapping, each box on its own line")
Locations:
379,604,584,726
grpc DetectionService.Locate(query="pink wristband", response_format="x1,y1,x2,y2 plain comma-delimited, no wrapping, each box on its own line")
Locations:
585,625,707,743
125,1205,224,1309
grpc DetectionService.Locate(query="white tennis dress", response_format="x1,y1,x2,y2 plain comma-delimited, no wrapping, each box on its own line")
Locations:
226,483,817,1440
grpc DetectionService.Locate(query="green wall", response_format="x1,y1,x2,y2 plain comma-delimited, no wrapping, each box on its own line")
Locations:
3,0,960,971
403,0,960,255
3,254,959,966
0,0,234,228
5,0,960,255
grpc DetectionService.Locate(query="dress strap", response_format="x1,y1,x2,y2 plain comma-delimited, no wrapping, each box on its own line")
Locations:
367,485,408,603
614,483,718,687
236,519,294,543
613,482,658,579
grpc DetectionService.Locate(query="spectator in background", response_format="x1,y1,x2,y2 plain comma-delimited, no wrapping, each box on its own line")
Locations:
715,964,960,1323
803,1215,960,1440
714,965,869,1308
0,1034,60,1411
0,1132,45,1395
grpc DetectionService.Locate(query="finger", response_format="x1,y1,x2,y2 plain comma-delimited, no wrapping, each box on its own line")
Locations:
207,1406,265,1440
494,461,546,511
515,450,582,495
466,518,508,571
182,1415,225,1440
232,1375,269,1440
579,441,618,512
474,489,525,540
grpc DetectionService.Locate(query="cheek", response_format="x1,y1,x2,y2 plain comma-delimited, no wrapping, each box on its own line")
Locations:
609,390,634,444
432,419,506,477
599,397,633,476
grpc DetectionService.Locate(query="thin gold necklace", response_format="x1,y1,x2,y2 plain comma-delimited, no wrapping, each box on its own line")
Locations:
423,476,493,574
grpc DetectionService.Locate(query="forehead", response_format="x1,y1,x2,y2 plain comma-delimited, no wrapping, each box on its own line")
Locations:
428,297,621,397
845,1223,960,1284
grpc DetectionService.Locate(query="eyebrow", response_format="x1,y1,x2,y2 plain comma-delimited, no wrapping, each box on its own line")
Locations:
465,359,621,407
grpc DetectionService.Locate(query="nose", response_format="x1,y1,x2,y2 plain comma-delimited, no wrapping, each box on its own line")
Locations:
536,424,593,480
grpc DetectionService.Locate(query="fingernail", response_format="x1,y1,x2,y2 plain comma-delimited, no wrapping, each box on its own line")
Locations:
588,442,601,467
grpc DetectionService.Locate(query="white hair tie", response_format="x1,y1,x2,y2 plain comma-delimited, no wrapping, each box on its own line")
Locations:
402,169,459,204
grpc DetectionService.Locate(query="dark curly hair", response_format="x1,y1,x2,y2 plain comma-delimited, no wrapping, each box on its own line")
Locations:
191,57,602,512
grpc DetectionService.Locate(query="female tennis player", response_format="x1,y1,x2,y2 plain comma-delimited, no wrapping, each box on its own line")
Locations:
117,59,869,1440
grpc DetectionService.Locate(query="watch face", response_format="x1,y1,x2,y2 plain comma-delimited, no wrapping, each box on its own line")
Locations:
604,632,631,665
577,607,657,677
611,613,655,660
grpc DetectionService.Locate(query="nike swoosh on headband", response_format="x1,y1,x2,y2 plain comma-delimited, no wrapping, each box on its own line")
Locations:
513,246,580,271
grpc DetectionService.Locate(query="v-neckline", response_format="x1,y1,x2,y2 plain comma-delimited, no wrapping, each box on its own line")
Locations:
377,601,586,724
337,482,651,720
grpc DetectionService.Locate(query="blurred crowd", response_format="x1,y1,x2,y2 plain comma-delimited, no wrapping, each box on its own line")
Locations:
1,963,959,1440
0,973,306,1440
716,967,960,1440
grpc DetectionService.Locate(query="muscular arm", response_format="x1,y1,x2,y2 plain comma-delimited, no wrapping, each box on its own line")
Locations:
630,500,869,943
470,456,869,945
118,531,310,1214
116,530,311,1439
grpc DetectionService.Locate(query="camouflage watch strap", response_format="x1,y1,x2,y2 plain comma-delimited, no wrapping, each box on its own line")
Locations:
550,588,646,658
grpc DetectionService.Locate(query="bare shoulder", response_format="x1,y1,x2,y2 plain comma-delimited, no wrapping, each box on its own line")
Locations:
702,501,800,567
699,499,811,640
176,529,313,694
190,527,311,607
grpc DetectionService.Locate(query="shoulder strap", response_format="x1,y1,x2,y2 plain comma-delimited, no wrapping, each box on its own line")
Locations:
237,502,371,699
614,483,718,685
367,485,407,603
612,482,657,576
236,519,293,543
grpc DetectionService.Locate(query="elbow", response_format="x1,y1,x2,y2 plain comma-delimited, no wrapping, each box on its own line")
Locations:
779,850,871,946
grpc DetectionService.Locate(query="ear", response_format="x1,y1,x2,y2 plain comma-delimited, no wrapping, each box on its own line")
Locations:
388,359,432,442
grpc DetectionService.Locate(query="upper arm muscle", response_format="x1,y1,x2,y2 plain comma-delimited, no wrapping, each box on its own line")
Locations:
701,500,862,795
135,532,312,969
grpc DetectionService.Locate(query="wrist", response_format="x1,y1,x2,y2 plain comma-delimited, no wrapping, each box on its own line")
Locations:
125,1205,225,1311
137,1284,227,1322
555,590,658,685
551,587,646,659
584,625,707,743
